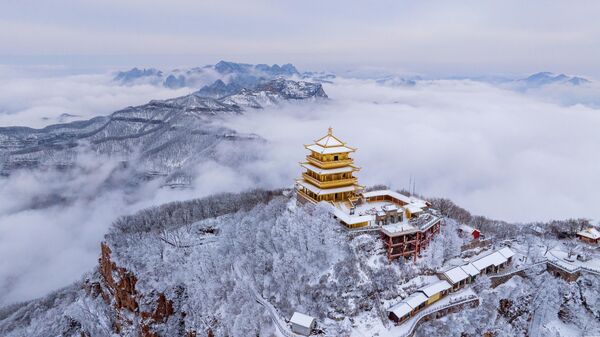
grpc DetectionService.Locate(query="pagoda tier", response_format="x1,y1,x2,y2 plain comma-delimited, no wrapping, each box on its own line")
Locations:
296,128,363,204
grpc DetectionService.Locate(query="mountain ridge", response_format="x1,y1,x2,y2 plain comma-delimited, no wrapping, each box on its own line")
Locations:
114,61,300,89
0,79,327,179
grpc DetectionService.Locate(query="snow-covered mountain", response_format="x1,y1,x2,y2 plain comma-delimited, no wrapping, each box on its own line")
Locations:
113,61,301,89
0,79,327,181
374,72,592,88
2,66,600,337
375,75,419,87
519,72,590,87
0,190,598,336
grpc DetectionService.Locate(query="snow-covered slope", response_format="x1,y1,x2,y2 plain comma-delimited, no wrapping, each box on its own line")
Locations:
1,189,597,337
0,79,327,180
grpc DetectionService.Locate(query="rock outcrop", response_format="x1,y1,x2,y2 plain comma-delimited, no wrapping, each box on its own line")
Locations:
97,242,189,336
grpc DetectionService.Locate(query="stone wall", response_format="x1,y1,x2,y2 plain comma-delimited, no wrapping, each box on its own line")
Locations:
546,263,580,282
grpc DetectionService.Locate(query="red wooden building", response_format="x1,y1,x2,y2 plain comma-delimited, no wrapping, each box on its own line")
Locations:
459,224,480,240
380,214,442,261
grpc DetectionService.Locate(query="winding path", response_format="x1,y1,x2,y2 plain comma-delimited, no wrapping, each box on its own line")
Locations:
396,291,480,337
233,262,299,337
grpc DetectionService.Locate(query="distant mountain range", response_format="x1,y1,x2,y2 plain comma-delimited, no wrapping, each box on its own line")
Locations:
518,72,590,87
374,72,591,88
375,75,419,87
114,61,308,89
0,79,327,182
114,61,335,102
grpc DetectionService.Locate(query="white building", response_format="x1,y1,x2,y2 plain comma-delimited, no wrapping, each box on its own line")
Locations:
290,312,316,336
387,292,428,324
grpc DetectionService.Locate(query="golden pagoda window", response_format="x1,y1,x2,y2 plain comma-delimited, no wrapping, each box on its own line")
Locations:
334,155,339,161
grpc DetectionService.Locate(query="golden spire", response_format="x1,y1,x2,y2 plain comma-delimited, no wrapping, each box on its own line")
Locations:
328,126,333,135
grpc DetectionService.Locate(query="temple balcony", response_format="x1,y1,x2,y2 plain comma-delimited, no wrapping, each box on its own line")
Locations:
296,189,318,204
302,173,357,188
306,156,353,169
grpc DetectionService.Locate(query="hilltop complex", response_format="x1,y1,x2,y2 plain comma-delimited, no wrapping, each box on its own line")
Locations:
296,128,442,261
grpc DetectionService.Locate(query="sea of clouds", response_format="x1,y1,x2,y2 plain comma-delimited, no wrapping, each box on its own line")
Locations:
226,78,600,225
0,65,193,128
1,68,600,306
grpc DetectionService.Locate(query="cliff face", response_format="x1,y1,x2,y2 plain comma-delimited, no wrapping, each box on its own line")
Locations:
99,242,139,313
96,242,190,337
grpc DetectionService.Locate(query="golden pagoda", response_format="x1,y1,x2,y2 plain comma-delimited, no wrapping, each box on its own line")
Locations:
296,127,363,205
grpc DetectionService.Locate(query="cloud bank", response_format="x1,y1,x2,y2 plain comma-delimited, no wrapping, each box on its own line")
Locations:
225,78,600,224
0,69,191,128
0,155,256,305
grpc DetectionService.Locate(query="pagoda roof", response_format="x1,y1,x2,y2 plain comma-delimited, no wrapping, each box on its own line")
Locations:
316,134,344,147
305,144,355,154
296,180,359,196
300,162,358,175
314,127,347,147
306,128,356,154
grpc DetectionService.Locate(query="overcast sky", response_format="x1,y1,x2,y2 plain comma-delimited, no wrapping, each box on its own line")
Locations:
2,0,600,76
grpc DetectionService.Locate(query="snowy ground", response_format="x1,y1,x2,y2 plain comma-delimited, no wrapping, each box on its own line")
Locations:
547,248,600,274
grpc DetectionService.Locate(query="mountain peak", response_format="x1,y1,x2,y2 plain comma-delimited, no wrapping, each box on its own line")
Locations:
195,79,242,98
214,60,253,74
114,61,302,90
254,78,328,99
114,67,163,83
522,72,590,87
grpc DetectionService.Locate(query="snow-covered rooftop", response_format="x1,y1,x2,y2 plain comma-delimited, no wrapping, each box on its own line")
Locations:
362,189,412,204
577,227,600,240
328,189,438,229
306,144,354,154
405,204,424,214
300,162,356,175
290,312,315,328
472,252,507,271
418,280,452,298
497,247,516,259
379,213,441,236
403,292,428,309
388,302,412,319
315,134,344,147
330,204,374,225
387,292,428,319
442,266,469,284
381,222,417,235
460,263,480,277
296,180,358,195
408,196,429,208
416,214,441,231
